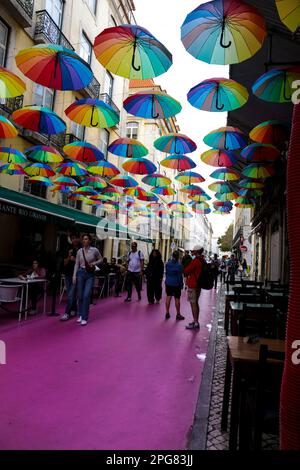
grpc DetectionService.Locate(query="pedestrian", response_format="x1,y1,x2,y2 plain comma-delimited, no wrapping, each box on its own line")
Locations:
181,250,192,269
184,245,204,330
19,260,46,315
165,251,185,320
60,232,81,321
211,253,220,289
227,254,237,283
124,241,144,302
145,249,164,304
220,256,227,283
73,234,102,325
242,258,248,277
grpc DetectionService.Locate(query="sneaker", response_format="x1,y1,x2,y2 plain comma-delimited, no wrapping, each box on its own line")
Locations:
124,297,131,302
76,316,82,323
81,320,88,326
60,314,70,321
176,313,185,321
165,313,170,319
185,322,200,330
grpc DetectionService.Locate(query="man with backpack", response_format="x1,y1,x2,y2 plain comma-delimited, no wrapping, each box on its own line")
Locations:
184,245,204,330
124,241,144,302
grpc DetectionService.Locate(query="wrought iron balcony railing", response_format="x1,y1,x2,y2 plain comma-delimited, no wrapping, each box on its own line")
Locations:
16,0,34,17
20,129,80,149
82,76,100,100
34,10,74,50
3,0,34,27
99,93,120,118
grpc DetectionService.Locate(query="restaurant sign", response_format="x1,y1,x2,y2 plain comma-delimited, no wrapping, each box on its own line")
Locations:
0,201,47,222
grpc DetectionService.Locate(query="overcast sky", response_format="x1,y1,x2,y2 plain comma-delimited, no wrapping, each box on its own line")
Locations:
134,0,234,237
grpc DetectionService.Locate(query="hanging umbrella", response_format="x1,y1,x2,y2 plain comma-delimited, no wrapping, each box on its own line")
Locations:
16,44,93,91
201,149,237,167
168,201,187,212
25,145,63,164
81,175,107,189
73,186,98,196
123,91,182,119
190,201,210,210
235,202,255,208
0,116,18,139
56,161,88,176
180,184,205,195
122,157,156,175
50,185,73,193
208,181,233,193
187,78,248,112
87,160,120,177
138,191,158,202
192,206,211,215
65,98,119,128
181,0,266,65
238,188,263,198
24,163,55,177
249,120,290,145
147,202,165,211
12,106,66,134
188,193,212,202
210,168,240,181
142,173,171,187
151,186,176,196
108,138,148,158
27,176,53,186
110,175,138,188
0,163,25,175
241,143,280,162
275,0,300,32
213,200,233,207
160,154,196,171
242,164,275,179
0,146,27,164
175,171,205,184
63,141,104,163
252,67,300,103
235,197,255,205
52,176,79,187
0,65,26,98
215,191,238,201
239,178,265,189
213,209,232,214
94,24,172,79
154,133,197,154
203,126,247,150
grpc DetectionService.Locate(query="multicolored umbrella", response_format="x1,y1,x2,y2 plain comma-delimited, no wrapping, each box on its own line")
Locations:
192,206,211,215
73,186,98,196
215,191,238,201
0,116,18,139
110,175,138,188
122,157,157,175
24,163,55,177
160,154,196,171
108,138,148,158
94,24,172,80
56,161,88,176
180,184,204,195
27,176,53,186
65,98,119,128
175,171,205,184
87,160,120,177
15,44,93,91
239,178,265,189
242,164,275,179
137,191,158,202
252,67,300,103
50,185,73,193
213,209,232,215
80,175,107,189
213,200,233,207
0,146,27,164
188,193,212,202
249,120,289,145
63,141,104,163
142,173,171,187
201,149,237,167
208,181,233,193
181,0,266,65
12,106,66,134
203,126,247,150
0,163,25,175
210,168,240,181
241,143,280,162
238,188,263,198
235,197,255,205
123,187,145,199
123,91,182,119
154,133,197,154
235,202,255,209
152,186,176,196
52,176,79,187
275,0,300,32
190,201,210,210
187,78,248,112
25,145,63,163
168,201,188,212
0,65,26,98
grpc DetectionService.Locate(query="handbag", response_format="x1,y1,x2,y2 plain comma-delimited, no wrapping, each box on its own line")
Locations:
82,248,95,273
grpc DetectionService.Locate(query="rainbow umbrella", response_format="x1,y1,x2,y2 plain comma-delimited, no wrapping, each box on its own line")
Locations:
242,164,275,179
108,138,148,158
236,197,255,205
187,78,248,112
0,116,18,139
180,184,205,195
0,65,26,98
147,202,165,211
210,168,240,181
122,157,156,175
27,176,53,186
213,200,233,207
241,143,280,162
24,163,55,177
189,193,212,202
87,160,120,177
168,201,187,212
138,191,158,202
16,44,93,91
239,178,265,189
252,67,300,103
213,209,232,215
63,141,104,163
175,171,205,184
0,163,25,175
235,202,255,209
90,194,113,202
110,175,138,188
52,176,79,187
203,126,247,150
238,188,263,198
65,98,119,128
103,187,123,198
190,201,210,210
68,194,87,201
25,145,63,163
175,211,193,219
275,0,300,32
0,146,27,164
142,173,171,187
123,91,182,119
50,185,73,193
94,24,172,80
208,181,233,193
152,186,176,196
249,120,289,145
160,155,196,171
73,186,98,196
215,191,238,201
81,175,107,189
56,162,88,176
154,133,197,154
12,106,66,134
201,149,237,167
181,0,266,65
192,206,211,215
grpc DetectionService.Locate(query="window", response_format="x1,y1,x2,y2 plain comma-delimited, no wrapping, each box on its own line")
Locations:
46,0,64,28
80,32,92,65
104,71,114,98
23,177,47,199
99,129,109,158
33,84,54,109
0,19,9,67
70,121,85,140
126,121,139,140
91,205,97,215
61,193,82,210
87,0,97,14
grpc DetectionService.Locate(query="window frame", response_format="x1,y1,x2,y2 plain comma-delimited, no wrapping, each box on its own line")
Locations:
99,128,110,159
126,121,139,140
104,71,114,98
45,0,64,28
32,84,54,109
0,17,10,67
23,177,47,199
80,31,93,65
86,0,97,15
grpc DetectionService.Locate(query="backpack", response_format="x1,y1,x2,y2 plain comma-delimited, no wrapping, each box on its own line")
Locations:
127,250,142,262
197,260,214,290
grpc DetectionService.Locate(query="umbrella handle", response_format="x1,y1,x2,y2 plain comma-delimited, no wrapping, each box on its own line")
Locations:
90,106,99,127
220,18,232,49
215,85,224,111
174,138,180,155
217,151,223,167
151,96,159,119
224,132,229,151
132,37,141,72
283,71,292,101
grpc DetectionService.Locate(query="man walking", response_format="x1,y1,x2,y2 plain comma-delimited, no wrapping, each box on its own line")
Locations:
184,245,203,331
60,232,81,321
124,241,144,302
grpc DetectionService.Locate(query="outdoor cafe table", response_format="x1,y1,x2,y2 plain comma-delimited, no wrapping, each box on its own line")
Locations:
224,292,266,335
0,277,47,320
229,302,275,336
221,336,285,450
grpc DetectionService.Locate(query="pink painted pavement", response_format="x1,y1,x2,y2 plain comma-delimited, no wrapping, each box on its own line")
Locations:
0,287,216,450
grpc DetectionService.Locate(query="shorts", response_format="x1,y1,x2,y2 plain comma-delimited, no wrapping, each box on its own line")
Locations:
187,287,201,304
165,285,182,299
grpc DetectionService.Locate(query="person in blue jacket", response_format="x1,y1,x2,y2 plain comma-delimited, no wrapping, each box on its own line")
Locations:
165,251,185,321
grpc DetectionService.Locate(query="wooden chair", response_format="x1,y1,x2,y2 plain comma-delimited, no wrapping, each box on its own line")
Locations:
238,305,279,339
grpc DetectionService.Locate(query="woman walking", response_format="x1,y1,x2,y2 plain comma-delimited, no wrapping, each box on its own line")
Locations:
165,251,185,321
73,234,102,325
145,249,164,304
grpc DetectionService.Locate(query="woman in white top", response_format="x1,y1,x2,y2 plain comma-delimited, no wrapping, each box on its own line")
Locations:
73,234,102,325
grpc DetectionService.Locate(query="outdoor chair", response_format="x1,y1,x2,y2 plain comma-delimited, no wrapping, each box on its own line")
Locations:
0,284,24,322
238,305,279,339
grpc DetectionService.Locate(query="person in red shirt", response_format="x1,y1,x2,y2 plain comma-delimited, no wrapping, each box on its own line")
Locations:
184,245,204,330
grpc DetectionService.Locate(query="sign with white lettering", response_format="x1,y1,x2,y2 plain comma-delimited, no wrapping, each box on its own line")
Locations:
0,202,47,222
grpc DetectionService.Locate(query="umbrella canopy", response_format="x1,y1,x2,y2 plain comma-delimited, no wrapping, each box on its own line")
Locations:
238,188,263,198
123,91,182,119
0,146,27,164
52,176,79,187
235,202,255,208
213,200,233,207
50,185,73,193
239,178,265,189
0,65,26,98
213,208,232,214
154,133,197,154
108,138,148,158
235,197,255,205
188,193,211,202
242,164,275,179
137,191,158,202
191,201,210,211
180,184,205,195
63,141,104,163
175,171,205,184
73,186,98,196
12,106,66,134
187,78,248,112
24,163,55,177
0,116,18,139
201,149,237,167
27,176,53,186
15,44,93,91
122,157,157,175
151,186,176,196
203,126,247,150
215,191,238,201
275,0,300,32
249,120,290,145
56,161,88,176
241,143,280,162
181,0,266,65
160,154,196,171
65,98,119,128
80,176,107,189
109,175,138,188
192,206,211,215
142,173,171,187
252,67,300,103
0,163,25,175
25,145,63,164
168,201,188,212
208,181,233,193
210,168,240,181
87,160,120,177
93,24,172,79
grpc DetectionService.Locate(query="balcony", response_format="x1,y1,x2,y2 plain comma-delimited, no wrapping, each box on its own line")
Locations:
2,0,34,28
99,93,120,118
34,10,74,50
0,96,24,118
81,76,101,100
20,129,80,149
